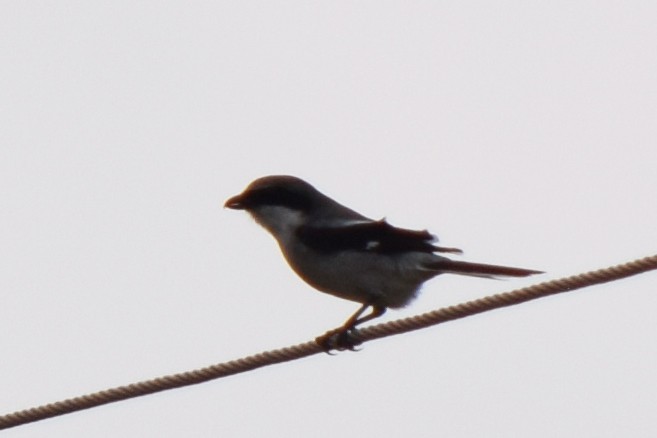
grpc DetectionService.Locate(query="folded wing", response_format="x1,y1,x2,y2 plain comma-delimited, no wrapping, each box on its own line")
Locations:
297,219,463,255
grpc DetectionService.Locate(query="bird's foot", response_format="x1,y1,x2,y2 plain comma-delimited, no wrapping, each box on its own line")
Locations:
315,328,363,353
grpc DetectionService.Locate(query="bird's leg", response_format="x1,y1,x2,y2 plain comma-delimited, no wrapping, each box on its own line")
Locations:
348,304,386,328
316,303,387,352
339,303,370,330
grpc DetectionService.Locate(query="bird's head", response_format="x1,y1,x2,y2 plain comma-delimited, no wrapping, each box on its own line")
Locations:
224,175,322,236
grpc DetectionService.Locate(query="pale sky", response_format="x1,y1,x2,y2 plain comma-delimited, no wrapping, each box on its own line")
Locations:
1,2,656,437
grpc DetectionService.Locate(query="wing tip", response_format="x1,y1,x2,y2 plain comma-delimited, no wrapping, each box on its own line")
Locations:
433,246,464,255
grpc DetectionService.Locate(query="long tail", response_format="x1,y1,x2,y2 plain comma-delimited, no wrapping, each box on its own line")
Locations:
428,259,543,279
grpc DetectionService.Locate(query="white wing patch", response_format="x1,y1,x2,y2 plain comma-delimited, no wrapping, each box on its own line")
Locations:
365,240,380,250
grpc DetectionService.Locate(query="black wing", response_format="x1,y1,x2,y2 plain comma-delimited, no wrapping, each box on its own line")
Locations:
297,219,462,255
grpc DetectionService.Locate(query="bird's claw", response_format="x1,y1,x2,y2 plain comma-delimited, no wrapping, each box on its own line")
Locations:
315,328,363,353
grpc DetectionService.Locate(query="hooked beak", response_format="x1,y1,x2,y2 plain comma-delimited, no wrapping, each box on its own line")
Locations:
224,194,246,210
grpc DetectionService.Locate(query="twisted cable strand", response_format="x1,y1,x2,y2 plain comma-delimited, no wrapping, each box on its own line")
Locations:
1,254,656,430
359,255,657,341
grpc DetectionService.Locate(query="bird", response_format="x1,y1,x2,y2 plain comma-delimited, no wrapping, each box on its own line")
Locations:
224,175,542,351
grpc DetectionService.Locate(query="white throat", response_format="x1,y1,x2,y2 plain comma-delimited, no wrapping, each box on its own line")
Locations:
249,205,306,239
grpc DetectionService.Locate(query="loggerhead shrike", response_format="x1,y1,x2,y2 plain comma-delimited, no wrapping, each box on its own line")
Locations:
225,175,542,350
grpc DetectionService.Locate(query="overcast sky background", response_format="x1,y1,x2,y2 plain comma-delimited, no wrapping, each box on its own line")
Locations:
2,2,656,437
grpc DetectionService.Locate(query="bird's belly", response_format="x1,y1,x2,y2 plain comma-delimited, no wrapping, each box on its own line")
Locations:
282,247,434,308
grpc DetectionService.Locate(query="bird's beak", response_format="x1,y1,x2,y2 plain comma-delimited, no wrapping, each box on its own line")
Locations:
224,194,246,210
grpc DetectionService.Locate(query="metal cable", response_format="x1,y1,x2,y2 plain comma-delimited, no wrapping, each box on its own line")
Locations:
1,254,656,430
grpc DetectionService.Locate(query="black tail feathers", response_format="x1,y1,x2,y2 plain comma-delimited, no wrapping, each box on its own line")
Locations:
429,259,543,279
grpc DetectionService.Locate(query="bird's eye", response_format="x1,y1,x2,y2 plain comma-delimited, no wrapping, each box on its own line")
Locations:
248,186,311,211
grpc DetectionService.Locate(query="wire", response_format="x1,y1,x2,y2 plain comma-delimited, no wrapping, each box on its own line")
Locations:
1,254,656,430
